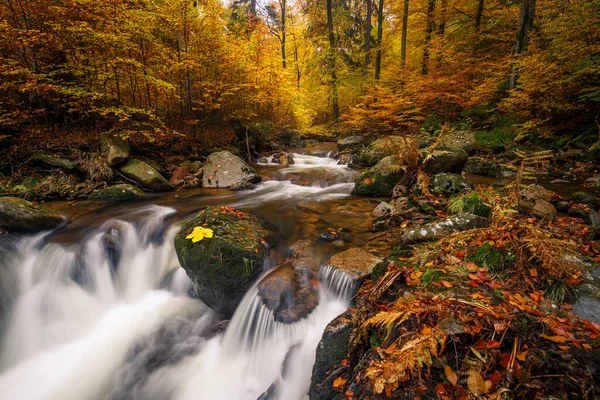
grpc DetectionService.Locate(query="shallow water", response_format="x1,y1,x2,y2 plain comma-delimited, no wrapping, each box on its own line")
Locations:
0,145,379,400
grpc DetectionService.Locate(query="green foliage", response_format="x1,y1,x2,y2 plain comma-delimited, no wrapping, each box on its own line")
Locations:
421,114,443,135
448,192,492,218
474,115,516,150
473,241,503,272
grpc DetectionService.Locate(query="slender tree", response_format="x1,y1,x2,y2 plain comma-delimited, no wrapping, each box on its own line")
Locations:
400,0,408,68
508,0,536,89
374,0,384,80
365,0,372,69
475,0,484,30
326,0,339,120
421,0,436,75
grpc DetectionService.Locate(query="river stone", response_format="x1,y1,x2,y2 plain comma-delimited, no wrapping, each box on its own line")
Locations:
422,147,469,175
29,152,79,170
556,201,571,212
440,131,477,155
101,134,130,166
531,199,557,222
309,309,354,400
521,184,552,203
573,191,600,209
257,259,319,324
352,155,409,197
119,159,172,192
0,197,65,232
431,173,473,195
88,184,145,201
326,247,382,282
336,136,366,152
174,206,268,318
201,151,261,188
402,213,489,243
463,157,502,177
373,201,396,217
585,210,600,226
355,136,418,167
272,151,294,167
170,165,191,186
569,206,587,219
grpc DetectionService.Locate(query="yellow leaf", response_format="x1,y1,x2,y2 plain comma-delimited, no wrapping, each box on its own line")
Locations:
444,365,458,386
467,370,486,396
186,226,214,243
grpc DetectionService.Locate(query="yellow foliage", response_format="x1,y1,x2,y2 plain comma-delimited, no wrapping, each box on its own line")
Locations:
186,227,214,243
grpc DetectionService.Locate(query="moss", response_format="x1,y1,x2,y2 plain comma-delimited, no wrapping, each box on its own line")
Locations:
448,192,491,218
474,115,516,150
472,241,503,271
88,184,145,201
352,156,407,197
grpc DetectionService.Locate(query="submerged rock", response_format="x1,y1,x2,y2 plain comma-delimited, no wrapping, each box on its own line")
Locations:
402,213,489,243
174,206,268,318
88,184,145,201
119,159,172,192
309,309,354,400
101,134,130,167
325,247,381,283
257,259,319,324
201,151,261,188
422,147,469,175
352,155,409,197
0,197,65,232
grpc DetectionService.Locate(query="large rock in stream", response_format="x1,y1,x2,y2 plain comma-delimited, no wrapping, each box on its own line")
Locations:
119,159,172,192
201,151,261,188
402,213,489,243
325,247,382,287
352,155,410,197
0,197,65,232
422,147,469,175
175,206,268,318
88,184,145,201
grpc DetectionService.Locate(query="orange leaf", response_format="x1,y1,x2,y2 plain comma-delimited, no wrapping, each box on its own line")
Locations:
540,334,568,343
516,350,528,361
529,269,538,277
444,365,458,386
467,370,487,396
333,376,347,390
441,280,454,288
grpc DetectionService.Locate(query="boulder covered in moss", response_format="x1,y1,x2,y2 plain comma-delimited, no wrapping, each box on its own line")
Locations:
402,213,489,243
431,173,473,195
201,151,261,188
352,156,409,197
88,184,145,201
448,193,492,218
355,136,417,167
119,159,173,192
439,131,477,155
337,136,366,152
29,152,79,171
174,206,268,317
0,197,65,232
422,147,469,175
463,157,503,177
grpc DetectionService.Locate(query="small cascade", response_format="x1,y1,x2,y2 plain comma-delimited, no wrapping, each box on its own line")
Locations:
319,264,358,300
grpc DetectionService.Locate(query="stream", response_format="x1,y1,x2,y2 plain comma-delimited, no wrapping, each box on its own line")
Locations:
0,145,382,400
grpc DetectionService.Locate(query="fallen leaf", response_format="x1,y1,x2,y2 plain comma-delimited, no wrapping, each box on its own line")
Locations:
333,376,347,390
529,268,538,277
540,334,568,343
441,280,454,288
444,365,458,386
186,226,214,243
467,370,486,396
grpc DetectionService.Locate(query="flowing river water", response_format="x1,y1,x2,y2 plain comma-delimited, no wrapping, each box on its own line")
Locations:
0,144,392,400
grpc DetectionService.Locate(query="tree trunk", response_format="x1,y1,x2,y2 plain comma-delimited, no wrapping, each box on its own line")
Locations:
401,0,408,68
326,0,339,120
421,0,436,75
475,0,484,30
438,0,447,36
365,0,372,69
374,0,384,80
508,0,536,89
281,0,287,68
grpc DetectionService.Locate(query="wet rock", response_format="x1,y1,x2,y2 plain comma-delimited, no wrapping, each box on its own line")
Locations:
431,173,473,195
175,206,268,318
392,184,408,198
101,134,130,167
331,240,345,249
257,259,319,324
521,184,552,203
571,264,600,325
585,210,600,226
355,136,418,167
288,239,314,259
88,184,145,201
202,151,261,188
439,131,477,155
569,206,587,219
326,247,382,282
0,197,65,233
402,213,489,244
463,157,502,177
422,147,469,175
336,136,366,152
556,201,571,212
531,199,557,222
309,309,354,400
319,228,343,242
119,159,173,192
352,155,411,197
230,181,257,191
573,191,600,209
373,201,396,217
272,151,294,166
169,165,191,186
29,152,79,171
586,176,600,184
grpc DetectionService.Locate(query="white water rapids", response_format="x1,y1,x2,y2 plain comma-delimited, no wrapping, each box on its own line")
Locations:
0,151,358,399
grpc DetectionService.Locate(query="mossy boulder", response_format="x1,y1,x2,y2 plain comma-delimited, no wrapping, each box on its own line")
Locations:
463,157,503,177
174,206,268,317
101,134,130,167
0,197,65,232
201,151,261,188
422,147,469,175
402,213,489,243
337,136,366,152
439,131,477,155
29,152,79,171
88,184,145,201
352,155,409,197
119,159,172,192
431,173,473,195
355,136,417,167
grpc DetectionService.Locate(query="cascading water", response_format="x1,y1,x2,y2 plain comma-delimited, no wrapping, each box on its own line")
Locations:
0,149,361,399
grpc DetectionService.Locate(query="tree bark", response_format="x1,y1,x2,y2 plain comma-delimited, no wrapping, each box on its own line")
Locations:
374,0,384,80
438,0,447,36
281,0,287,68
508,0,536,89
401,0,408,68
421,0,436,75
365,0,372,69
475,0,484,30
326,0,339,120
